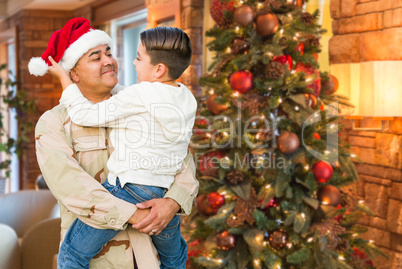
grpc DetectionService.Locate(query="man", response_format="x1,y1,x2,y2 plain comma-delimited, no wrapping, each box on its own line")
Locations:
31,18,198,268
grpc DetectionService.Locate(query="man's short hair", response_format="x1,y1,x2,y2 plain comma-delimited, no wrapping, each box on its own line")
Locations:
140,27,192,80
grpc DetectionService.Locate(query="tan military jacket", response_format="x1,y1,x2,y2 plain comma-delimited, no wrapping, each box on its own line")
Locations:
35,104,198,269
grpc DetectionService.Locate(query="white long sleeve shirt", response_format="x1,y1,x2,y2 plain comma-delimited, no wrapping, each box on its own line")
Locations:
59,81,197,189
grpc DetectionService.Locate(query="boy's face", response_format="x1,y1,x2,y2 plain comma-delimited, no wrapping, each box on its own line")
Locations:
133,42,158,83
72,44,118,94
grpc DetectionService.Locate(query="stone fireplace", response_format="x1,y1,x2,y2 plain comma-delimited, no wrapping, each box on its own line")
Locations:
329,0,402,268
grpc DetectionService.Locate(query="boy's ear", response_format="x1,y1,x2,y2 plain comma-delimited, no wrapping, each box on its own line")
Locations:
154,63,168,79
70,68,79,83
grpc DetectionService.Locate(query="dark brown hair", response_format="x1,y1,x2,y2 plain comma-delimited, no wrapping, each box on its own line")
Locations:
140,27,192,80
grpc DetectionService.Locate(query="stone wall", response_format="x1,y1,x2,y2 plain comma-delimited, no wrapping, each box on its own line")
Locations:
329,0,402,63
339,118,402,268
181,0,204,97
330,1,402,268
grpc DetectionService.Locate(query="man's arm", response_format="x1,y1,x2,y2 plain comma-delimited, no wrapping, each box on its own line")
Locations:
35,109,137,229
164,151,198,214
133,151,198,234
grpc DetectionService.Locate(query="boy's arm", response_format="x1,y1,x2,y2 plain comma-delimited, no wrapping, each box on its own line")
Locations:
49,56,143,128
48,56,73,89
59,83,146,127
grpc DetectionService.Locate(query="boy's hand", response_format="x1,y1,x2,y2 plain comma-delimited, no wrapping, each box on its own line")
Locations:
48,56,67,79
128,208,151,225
48,56,73,89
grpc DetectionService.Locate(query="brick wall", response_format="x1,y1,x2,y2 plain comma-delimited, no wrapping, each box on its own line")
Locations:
330,1,402,268
0,10,73,189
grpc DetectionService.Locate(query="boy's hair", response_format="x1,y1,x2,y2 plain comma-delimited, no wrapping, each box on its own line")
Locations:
140,27,192,80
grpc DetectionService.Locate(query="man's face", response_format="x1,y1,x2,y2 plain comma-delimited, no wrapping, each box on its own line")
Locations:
72,44,118,93
133,42,157,83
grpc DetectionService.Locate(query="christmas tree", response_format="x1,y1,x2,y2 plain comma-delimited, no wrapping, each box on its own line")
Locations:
184,0,387,268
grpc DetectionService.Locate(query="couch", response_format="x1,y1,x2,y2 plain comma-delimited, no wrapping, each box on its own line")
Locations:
0,190,61,269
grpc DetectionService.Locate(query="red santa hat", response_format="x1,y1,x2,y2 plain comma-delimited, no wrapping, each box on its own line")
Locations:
28,17,112,76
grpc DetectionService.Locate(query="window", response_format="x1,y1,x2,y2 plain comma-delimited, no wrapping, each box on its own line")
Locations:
0,31,19,193
111,9,148,86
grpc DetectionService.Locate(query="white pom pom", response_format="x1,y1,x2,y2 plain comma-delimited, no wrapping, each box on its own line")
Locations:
28,57,49,76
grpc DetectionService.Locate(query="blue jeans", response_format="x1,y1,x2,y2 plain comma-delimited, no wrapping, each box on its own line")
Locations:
57,179,187,269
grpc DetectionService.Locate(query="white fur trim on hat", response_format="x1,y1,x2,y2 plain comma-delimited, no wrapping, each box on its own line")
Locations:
59,29,112,75
28,57,49,77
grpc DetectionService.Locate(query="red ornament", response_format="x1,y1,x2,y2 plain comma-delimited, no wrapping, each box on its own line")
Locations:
312,52,319,61
193,127,207,136
206,94,228,115
187,239,206,268
210,0,235,26
229,70,253,94
334,205,348,223
216,231,236,250
295,63,321,96
313,132,321,139
259,198,278,213
317,185,342,207
195,118,208,128
196,194,219,216
321,74,339,95
207,192,225,209
295,42,304,56
273,55,293,70
334,214,343,223
199,151,226,176
194,118,209,135
312,161,333,183
193,118,210,140
351,248,374,267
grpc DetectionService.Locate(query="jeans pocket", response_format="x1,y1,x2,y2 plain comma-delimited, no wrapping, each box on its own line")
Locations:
102,179,120,195
123,184,165,203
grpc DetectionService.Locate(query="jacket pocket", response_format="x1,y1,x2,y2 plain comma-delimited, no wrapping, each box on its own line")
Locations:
71,125,107,152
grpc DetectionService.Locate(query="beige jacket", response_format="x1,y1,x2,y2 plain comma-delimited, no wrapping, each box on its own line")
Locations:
35,104,198,268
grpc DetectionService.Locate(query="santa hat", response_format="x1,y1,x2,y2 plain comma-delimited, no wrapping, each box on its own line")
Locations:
28,17,112,76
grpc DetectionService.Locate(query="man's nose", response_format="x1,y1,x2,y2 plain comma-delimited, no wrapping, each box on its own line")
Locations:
103,55,114,65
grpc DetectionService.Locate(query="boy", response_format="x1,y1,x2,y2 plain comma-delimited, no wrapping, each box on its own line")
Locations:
49,27,196,269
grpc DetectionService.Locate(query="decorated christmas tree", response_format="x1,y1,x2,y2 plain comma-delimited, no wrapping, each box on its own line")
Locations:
184,0,387,268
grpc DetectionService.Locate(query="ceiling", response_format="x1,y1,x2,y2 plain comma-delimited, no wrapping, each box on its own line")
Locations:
1,0,98,20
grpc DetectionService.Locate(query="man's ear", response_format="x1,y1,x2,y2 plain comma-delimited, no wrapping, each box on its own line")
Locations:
70,68,79,83
154,63,168,79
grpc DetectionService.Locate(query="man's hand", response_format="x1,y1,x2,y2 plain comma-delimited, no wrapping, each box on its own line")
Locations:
132,198,180,236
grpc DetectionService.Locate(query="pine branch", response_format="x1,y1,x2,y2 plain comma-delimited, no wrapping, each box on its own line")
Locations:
287,247,311,264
